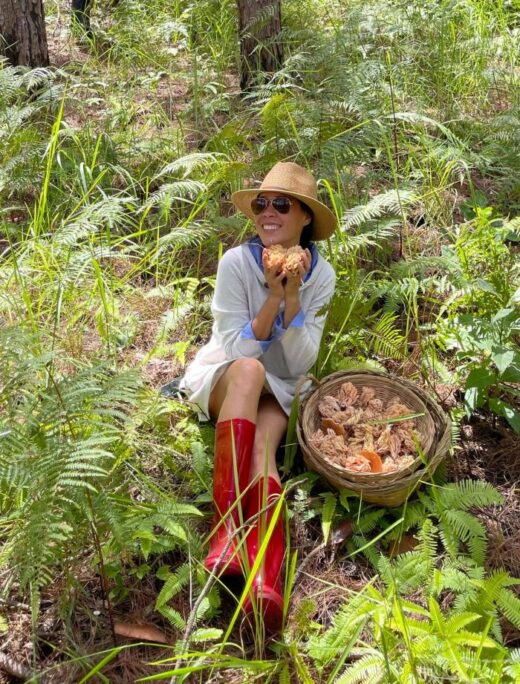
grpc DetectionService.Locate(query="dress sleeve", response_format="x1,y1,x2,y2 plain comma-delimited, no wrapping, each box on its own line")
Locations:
273,265,336,376
211,249,267,359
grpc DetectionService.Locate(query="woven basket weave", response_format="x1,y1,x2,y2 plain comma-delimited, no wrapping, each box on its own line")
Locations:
296,370,451,507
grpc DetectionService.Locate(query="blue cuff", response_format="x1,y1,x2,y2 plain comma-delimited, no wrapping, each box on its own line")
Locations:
241,321,273,352
273,309,306,338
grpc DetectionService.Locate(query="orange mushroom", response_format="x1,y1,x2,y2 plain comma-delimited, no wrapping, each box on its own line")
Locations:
359,449,384,473
321,418,345,436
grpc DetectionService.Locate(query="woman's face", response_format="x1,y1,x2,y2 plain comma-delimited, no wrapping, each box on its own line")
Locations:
253,192,311,248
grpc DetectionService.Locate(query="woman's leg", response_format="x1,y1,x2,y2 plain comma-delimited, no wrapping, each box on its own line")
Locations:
208,358,266,422
243,395,288,633
250,395,288,485
204,358,265,575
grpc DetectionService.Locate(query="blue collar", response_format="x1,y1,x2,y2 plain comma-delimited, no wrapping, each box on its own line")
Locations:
247,236,317,282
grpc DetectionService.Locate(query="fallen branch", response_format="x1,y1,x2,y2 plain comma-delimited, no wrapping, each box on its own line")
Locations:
0,650,48,683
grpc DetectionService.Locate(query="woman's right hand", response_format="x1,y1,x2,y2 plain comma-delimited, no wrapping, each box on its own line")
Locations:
262,249,286,300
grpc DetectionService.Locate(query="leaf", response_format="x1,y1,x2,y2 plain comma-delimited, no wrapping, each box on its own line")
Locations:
491,308,516,325
388,535,419,558
330,518,354,545
114,622,169,644
489,399,520,434
464,367,497,411
501,363,520,383
491,347,515,375
155,564,191,609
190,628,223,643
321,492,337,544
157,605,186,630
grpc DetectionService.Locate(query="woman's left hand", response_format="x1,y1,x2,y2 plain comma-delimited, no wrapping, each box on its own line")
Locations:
284,248,311,297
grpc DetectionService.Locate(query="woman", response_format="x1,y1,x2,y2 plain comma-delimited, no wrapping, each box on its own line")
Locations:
181,161,337,632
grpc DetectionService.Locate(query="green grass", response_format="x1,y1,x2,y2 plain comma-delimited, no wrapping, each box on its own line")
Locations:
1,0,520,680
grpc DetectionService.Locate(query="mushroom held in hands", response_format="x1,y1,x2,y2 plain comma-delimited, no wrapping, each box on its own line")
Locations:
264,244,305,275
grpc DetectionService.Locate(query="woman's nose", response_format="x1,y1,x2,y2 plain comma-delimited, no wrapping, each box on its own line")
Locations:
261,202,276,217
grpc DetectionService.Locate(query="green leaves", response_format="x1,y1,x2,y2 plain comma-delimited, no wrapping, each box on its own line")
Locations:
320,492,337,545
0,326,144,589
446,306,520,433
418,480,502,565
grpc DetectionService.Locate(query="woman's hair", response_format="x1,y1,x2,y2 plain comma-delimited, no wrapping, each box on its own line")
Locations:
299,200,314,248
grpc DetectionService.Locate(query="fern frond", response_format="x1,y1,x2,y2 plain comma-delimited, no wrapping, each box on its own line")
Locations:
154,152,226,179
441,480,503,511
342,190,415,231
306,592,374,670
497,589,520,630
144,180,205,208
157,604,186,630
441,510,487,564
368,311,407,359
334,652,385,684
155,563,191,609
155,223,215,252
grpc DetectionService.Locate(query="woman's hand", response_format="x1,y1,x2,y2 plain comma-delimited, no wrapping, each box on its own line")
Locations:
283,248,311,298
262,249,286,300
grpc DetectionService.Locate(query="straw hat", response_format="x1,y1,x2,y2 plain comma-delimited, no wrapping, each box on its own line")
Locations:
231,162,337,240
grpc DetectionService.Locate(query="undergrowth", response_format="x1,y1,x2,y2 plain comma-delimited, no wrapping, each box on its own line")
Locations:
0,0,519,681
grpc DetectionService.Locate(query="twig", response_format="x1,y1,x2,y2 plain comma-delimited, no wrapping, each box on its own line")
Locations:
291,541,327,588
0,650,48,683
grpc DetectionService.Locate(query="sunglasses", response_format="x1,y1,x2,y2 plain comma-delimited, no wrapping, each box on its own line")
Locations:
250,196,294,215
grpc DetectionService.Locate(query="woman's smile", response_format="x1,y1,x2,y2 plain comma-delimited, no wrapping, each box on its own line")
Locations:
254,192,311,247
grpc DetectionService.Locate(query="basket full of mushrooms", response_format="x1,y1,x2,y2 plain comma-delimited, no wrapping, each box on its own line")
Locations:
296,370,451,506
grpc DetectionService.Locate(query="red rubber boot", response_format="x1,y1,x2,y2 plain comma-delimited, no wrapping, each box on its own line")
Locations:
243,477,285,633
204,419,255,576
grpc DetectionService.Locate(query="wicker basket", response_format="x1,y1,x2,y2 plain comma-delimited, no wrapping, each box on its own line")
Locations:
296,370,451,507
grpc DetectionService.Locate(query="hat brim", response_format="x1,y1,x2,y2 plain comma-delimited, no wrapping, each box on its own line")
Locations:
231,187,337,241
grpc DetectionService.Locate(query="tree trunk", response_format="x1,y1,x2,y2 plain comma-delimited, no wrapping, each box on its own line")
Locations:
0,0,48,67
237,0,283,91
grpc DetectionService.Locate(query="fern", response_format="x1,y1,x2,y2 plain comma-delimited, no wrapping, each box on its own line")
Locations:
497,589,520,631
155,563,192,610
377,519,437,595
368,311,407,360
0,325,143,590
419,480,503,563
157,604,186,631
153,152,226,179
341,190,415,231
306,592,374,671
440,480,504,511
504,648,520,680
334,651,387,684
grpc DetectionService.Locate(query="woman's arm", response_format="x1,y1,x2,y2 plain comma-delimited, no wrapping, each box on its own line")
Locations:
250,250,286,340
275,263,336,376
212,249,288,359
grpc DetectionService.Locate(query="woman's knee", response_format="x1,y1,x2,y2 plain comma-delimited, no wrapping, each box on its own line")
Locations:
227,358,266,392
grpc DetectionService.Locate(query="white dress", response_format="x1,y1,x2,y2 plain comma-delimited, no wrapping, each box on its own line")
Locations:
180,243,336,418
